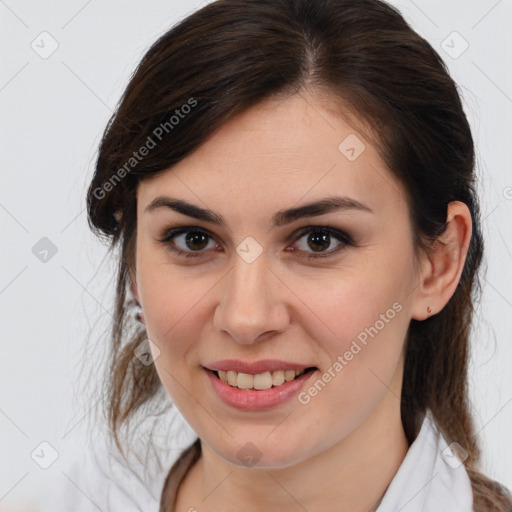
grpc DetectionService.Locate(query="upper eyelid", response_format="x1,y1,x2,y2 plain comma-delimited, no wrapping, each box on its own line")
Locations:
288,225,352,243
159,224,349,239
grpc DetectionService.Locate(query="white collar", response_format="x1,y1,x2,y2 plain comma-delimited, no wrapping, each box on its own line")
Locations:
376,410,474,512
51,411,475,512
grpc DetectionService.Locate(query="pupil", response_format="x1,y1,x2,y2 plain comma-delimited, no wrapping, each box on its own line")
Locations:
308,232,329,252
186,231,208,250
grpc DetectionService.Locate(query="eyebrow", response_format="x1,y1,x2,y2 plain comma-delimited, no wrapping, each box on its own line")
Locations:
144,195,373,226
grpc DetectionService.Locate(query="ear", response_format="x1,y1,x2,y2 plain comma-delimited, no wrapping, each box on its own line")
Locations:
124,216,144,323
129,274,145,324
130,277,140,305
411,201,472,321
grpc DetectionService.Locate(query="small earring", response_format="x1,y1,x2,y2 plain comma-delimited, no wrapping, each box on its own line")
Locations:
133,300,144,323
427,306,432,314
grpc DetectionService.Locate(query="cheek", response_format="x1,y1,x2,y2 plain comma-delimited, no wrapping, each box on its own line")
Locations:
135,244,212,368
289,254,411,410
289,256,410,356
139,266,212,410
293,291,408,443
140,270,210,351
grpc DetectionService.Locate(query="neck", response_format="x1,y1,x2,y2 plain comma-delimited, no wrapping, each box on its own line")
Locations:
175,397,409,512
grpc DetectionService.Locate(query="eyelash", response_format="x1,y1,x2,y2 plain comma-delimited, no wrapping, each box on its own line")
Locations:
157,225,354,260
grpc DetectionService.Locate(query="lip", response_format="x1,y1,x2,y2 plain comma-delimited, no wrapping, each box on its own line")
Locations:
203,359,313,374
204,366,318,411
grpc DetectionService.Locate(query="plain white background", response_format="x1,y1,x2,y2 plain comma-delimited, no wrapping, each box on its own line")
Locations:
1,0,511,510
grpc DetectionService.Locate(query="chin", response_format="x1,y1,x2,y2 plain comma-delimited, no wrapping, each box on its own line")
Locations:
216,437,311,470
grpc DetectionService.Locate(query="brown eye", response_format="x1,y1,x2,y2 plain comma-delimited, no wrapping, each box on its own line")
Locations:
306,232,331,252
183,231,210,251
158,227,217,258
158,225,353,260
291,226,353,259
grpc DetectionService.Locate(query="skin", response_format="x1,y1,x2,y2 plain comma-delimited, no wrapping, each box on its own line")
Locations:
131,89,472,512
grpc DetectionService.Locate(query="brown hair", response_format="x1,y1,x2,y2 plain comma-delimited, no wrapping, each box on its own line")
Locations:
86,0,512,509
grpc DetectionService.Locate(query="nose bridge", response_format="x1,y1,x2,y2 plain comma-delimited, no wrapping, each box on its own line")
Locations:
214,252,288,344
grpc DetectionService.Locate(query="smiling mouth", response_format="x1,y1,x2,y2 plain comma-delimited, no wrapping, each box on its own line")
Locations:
208,367,317,391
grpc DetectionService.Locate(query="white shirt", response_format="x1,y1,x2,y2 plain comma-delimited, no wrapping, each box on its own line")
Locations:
376,410,474,511
39,410,474,512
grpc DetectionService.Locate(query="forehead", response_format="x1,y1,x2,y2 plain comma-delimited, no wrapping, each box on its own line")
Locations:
137,92,408,223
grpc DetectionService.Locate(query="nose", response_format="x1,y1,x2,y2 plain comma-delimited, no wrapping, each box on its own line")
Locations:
213,254,290,344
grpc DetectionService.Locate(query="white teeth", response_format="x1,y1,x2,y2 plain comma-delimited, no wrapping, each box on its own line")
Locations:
284,370,296,382
237,372,254,389
215,368,307,390
253,372,272,390
226,370,237,386
272,370,285,386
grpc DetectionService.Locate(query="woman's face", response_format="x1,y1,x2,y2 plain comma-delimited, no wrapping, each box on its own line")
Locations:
134,91,425,468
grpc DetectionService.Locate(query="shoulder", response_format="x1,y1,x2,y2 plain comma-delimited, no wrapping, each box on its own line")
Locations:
37,437,164,512
377,411,475,512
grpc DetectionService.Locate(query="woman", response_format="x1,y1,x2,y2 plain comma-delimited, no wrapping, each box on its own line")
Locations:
86,0,512,510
